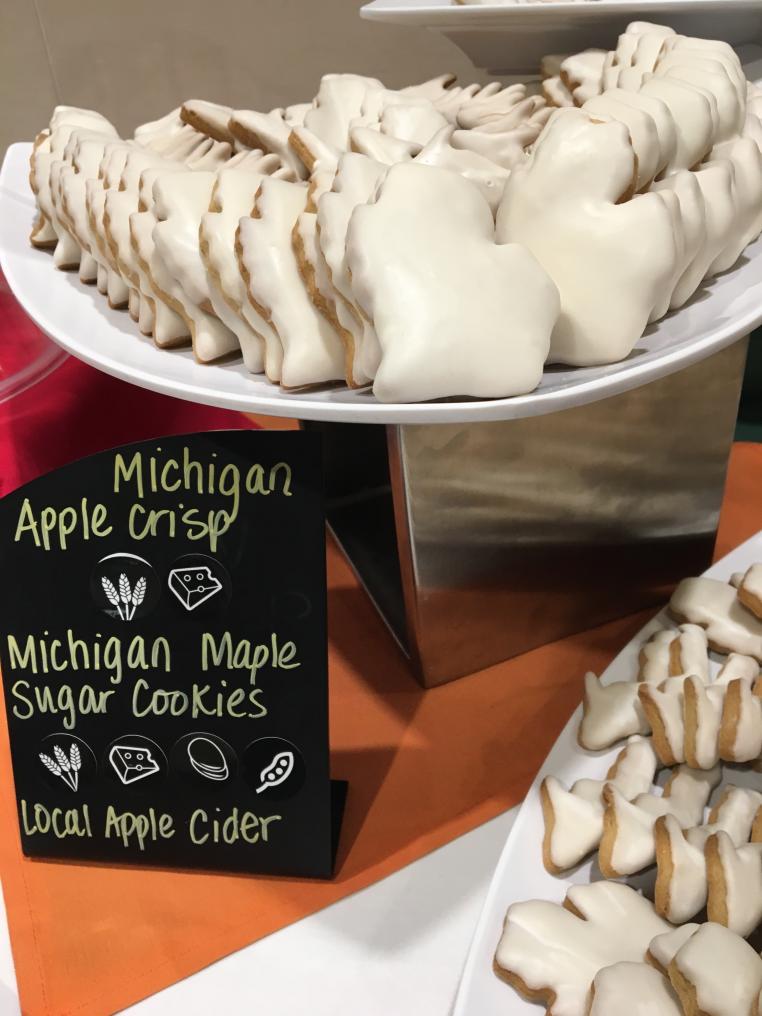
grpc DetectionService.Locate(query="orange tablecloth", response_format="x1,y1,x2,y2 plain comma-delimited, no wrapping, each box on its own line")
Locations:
1,441,760,1016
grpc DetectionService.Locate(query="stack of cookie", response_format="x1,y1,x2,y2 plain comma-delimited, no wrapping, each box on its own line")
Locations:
26,21,762,403
495,564,762,1013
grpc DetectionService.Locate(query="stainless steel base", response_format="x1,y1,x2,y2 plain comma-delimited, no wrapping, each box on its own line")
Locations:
306,338,749,687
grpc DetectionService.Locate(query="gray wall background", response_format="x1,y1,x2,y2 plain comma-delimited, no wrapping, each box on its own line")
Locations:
1,0,495,155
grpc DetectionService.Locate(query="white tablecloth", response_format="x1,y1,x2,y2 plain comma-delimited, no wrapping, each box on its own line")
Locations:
0,810,517,1016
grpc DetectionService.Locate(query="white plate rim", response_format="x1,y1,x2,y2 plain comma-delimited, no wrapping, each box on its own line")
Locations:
361,0,762,22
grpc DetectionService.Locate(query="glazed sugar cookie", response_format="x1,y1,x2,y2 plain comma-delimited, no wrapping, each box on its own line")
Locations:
315,152,387,383
151,171,239,363
199,164,284,376
598,763,721,878
236,177,345,389
292,173,371,389
578,672,650,750
495,108,679,367
588,962,682,1015
229,109,309,180
129,167,193,349
705,830,762,937
455,83,538,130
346,162,559,403
348,125,418,165
653,788,762,924
102,148,178,334
302,73,384,151
639,629,679,682
668,922,762,1016
559,50,606,106
413,125,510,213
736,565,762,621
29,107,118,254
540,735,657,873
180,99,235,145
670,577,762,660
494,881,672,1016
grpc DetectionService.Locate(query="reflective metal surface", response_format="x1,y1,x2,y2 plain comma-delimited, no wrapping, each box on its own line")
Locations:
309,338,748,687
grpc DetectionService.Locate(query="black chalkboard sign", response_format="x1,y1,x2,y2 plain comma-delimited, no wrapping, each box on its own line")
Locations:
0,431,343,879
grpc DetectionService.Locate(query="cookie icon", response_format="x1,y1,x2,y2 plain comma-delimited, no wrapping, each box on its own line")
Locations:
168,565,222,612
187,736,229,782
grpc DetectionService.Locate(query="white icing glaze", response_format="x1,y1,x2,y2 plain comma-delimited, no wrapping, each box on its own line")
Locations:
133,107,183,145
583,91,661,191
455,83,532,130
638,76,716,172
715,653,760,685
654,56,744,145
543,736,657,870
495,108,679,367
180,99,235,144
316,153,387,382
494,882,672,1016
647,923,699,972
670,921,762,1014
671,624,710,682
683,674,724,769
346,162,559,403
378,101,449,150
708,832,762,938
543,76,575,108
449,128,531,173
561,50,606,106
413,125,509,213
723,677,762,762
348,126,417,165
651,169,708,312
293,206,366,387
128,168,189,348
589,962,681,1015
740,564,762,602
237,177,345,389
303,73,384,151
706,138,762,275
656,814,708,923
199,167,279,375
579,672,649,750
639,676,687,764
229,109,309,180
151,172,239,363
670,577,762,660
603,764,721,875
639,629,677,683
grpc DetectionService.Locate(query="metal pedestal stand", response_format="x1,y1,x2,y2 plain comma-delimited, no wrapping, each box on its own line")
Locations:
308,339,749,687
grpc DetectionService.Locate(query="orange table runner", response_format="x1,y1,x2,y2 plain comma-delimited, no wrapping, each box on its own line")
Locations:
1,441,760,1016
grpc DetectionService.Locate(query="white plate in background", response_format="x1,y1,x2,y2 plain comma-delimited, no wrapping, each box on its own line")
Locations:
452,530,762,1016
361,0,762,74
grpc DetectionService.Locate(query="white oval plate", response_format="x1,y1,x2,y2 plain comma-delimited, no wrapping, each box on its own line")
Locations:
361,0,762,75
452,529,762,1016
2,142,762,425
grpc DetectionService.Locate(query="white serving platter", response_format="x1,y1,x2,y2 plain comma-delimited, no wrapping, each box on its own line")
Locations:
452,529,762,1016
2,141,762,426
361,0,762,74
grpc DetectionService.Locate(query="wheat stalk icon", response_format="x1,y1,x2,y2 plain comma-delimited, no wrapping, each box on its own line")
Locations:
39,743,82,791
101,573,147,621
